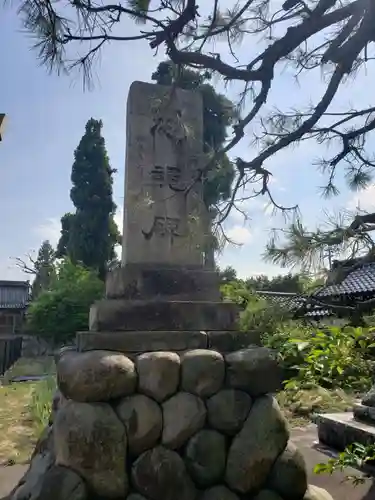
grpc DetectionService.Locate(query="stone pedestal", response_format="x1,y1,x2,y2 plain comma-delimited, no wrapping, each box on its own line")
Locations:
77,330,262,356
76,263,253,354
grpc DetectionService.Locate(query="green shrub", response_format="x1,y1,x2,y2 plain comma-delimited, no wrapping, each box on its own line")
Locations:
285,326,375,392
262,324,310,372
315,443,375,485
240,297,290,334
221,280,252,307
26,258,104,344
222,277,374,393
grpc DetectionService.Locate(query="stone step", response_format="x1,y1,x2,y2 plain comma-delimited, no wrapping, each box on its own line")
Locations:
106,265,221,302
316,412,375,451
76,330,261,354
89,299,239,332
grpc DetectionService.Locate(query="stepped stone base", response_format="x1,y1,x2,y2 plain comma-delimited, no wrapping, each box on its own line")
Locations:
316,412,375,451
9,345,334,500
77,330,261,353
106,265,221,302
89,299,239,332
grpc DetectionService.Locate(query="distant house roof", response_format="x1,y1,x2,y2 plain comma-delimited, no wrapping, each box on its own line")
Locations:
0,281,30,309
254,290,334,320
313,262,375,298
256,260,375,321
255,291,302,309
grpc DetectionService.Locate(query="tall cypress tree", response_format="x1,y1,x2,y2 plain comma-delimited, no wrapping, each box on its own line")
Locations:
56,118,120,278
31,240,56,299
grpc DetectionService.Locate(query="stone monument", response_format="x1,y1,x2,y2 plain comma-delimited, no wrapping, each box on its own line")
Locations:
121,80,205,268
8,83,333,500
77,80,252,353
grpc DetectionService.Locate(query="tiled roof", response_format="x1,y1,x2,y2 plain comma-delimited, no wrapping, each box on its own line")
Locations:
314,262,375,297
254,290,333,319
255,291,303,310
256,262,375,318
303,304,334,318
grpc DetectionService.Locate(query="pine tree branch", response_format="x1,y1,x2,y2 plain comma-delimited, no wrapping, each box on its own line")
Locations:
264,209,375,273
10,0,375,225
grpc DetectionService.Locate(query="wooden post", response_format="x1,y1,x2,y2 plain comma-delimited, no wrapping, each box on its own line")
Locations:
0,114,6,141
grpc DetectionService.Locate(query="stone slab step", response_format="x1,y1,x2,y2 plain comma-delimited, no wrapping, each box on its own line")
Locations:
89,299,239,332
76,330,261,354
106,265,221,302
316,412,375,451
353,403,375,424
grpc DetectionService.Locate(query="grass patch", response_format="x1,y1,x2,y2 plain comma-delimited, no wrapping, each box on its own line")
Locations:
0,357,56,465
2,356,55,382
278,386,358,427
0,379,56,465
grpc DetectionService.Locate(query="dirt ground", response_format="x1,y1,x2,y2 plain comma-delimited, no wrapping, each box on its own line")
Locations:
292,424,374,500
0,382,39,465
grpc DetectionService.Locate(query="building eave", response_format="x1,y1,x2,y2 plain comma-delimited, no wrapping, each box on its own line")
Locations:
0,114,6,141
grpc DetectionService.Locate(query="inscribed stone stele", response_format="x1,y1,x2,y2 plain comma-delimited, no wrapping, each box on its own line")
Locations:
122,81,207,267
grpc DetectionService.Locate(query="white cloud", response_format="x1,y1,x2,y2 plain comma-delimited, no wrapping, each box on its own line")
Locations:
0,258,26,281
224,198,259,225
347,184,375,212
235,265,288,279
268,176,286,192
262,202,274,216
114,207,123,260
114,207,123,233
31,207,124,260
33,217,61,247
217,250,287,279
226,225,252,245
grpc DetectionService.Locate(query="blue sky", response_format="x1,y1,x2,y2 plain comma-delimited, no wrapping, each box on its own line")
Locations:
1,4,373,281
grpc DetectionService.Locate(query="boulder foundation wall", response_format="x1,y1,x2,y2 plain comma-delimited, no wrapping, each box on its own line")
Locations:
9,344,332,500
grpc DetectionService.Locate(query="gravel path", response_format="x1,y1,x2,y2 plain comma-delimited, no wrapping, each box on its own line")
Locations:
0,464,27,499
292,424,374,500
